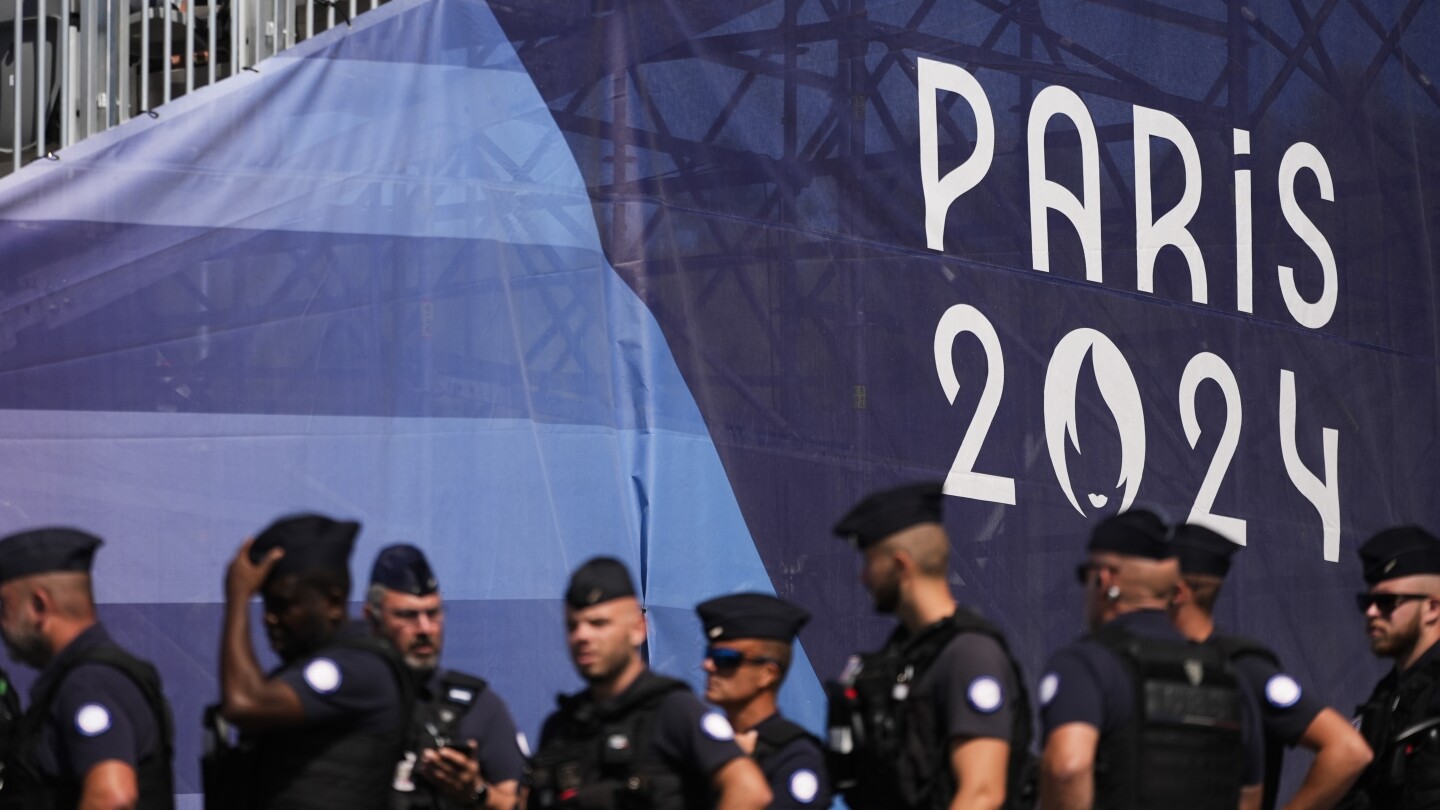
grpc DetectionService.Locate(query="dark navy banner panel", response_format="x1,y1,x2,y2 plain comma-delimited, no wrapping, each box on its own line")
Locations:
0,0,1435,801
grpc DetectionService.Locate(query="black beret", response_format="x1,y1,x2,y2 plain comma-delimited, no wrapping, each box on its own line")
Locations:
565,556,636,609
696,593,811,643
1359,526,1440,584
249,513,359,580
1088,509,1175,560
0,527,102,584
370,544,438,596
833,481,943,550
1172,524,1241,578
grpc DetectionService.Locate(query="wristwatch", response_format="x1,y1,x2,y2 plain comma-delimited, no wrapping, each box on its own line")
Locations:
468,781,488,807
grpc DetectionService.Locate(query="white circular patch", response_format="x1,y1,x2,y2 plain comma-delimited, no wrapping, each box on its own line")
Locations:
75,703,111,737
303,658,342,694
700,711,734,741
1265,674,1302,709
1039,673,1060,707
789,769,819,804
967,676,1004,714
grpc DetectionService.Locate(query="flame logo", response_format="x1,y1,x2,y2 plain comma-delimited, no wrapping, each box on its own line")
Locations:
1044,329,1147,516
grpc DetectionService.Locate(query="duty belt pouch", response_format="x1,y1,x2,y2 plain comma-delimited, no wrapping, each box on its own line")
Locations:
201,704,247,810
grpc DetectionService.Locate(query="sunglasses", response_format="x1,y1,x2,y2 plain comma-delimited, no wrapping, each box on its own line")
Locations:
1075,562,1119,586
1355,593,1433,615
705,646,779,673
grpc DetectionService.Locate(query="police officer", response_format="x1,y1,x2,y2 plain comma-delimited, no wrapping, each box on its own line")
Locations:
528,556,772,809
1170,524,1370,810
1341,526,1440,809
826,482,1033,810
695,593,830,809
0,527,175,809
1038,509,1265,810
212,513,410,810
365,544,526,809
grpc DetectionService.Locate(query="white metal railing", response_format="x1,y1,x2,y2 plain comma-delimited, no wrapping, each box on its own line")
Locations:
1,0,385,174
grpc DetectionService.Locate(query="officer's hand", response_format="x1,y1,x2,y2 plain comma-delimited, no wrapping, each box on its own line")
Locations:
226,539,283,603
734,729,758,755
418,740,482,805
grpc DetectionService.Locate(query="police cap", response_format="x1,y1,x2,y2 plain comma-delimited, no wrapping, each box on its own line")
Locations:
1359,526,1440,585
1172,524,1241,578
1088,509,1175,560
565,556,636,609
0,527,102,584
832,481,943,550
370,543,438,596
696,593,810,643
249,513,359,579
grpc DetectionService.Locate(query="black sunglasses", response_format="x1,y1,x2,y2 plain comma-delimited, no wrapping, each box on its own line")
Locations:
705,646,779,672
1075,562,1119,586
1355,593,1433,615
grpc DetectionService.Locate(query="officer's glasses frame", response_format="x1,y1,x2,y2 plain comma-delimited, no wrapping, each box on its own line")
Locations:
1075,562,1120,586
705,646,779,673
1354,592,1433,616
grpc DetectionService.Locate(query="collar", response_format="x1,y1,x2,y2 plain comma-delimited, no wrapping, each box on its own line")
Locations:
1104,608,1175,634
32,622,108,698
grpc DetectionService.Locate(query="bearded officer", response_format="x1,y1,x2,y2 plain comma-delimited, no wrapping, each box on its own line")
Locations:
0,527,175,809
213,513,410,810
529,556,772,809
365,544,525,809
1170,523,1370,810
1038,509,1265,810
1341,526,1440,809
826,481,1033,810
696,593,830,810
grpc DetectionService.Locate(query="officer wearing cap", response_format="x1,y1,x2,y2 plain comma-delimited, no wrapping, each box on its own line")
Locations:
365,544,526,809
696,593,830,810
529,556,772,809
1341,526,1440,809
210,514,411,810
1038,509,1265,810
1170,524,1370,810
0,527,175,809
826,482,1033,810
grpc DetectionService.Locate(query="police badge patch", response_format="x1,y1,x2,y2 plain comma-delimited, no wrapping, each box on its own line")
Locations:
303,658,342,694
789,769,819,803
701,711,735,740
75,703,111,737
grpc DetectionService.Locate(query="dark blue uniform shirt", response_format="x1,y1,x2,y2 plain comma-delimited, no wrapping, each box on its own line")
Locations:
32,623,160,781
1039,609,1266,785
423,669,527,784
273,624,405,734
753,714,829,809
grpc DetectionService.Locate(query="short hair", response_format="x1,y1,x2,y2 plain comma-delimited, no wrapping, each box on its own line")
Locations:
365,583,387,614
1183,575,1223,614
757,639,793,679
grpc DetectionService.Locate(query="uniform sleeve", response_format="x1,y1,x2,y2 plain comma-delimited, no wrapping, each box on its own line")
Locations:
454,688,527,784
933,633,1020,742
1038,645,1107,737
649,691,744,779
276,646,400,730
1233,654,1323,747
1230,673,1266,786
763,737,831,809
51,664,158,779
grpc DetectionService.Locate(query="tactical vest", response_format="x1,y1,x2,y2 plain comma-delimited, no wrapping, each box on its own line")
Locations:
1347,652,1440,810
1207,634,1286,810
390,670,489,810
826,609,1036,810
206,632,414,810
529,674,698,810
1,643,176,810
1092,625,1244,810
751,717,818,771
